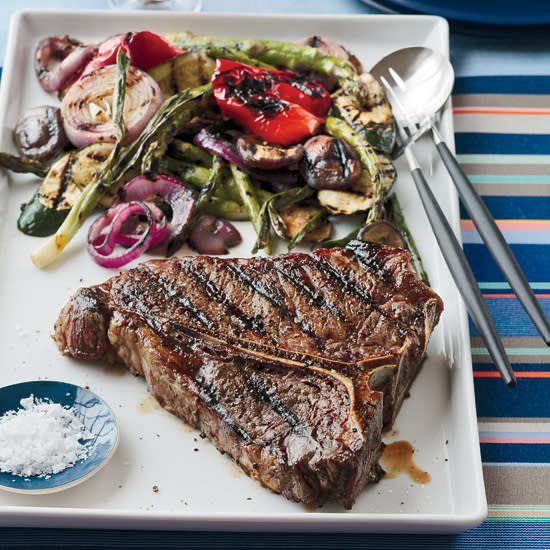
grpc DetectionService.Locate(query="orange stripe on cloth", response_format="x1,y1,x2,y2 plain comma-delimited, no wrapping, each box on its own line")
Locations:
474,371,550,378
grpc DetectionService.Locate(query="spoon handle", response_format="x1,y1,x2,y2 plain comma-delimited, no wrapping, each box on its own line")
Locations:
432,127,550,346
403,144,516,387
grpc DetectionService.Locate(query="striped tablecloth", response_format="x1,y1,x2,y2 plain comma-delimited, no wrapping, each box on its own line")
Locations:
452,74,550,544
1,75,549,550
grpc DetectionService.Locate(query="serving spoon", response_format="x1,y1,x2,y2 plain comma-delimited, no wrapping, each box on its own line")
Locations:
371,47,550,385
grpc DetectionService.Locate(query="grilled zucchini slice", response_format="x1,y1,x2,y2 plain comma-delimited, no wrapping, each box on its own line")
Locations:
318,152,396,215
147,52,216,97
277,204,332,243
18,142,133,237
332,72,395,154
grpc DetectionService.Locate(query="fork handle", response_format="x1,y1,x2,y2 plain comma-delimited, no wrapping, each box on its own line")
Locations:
433,132,550,346
406,153,516,387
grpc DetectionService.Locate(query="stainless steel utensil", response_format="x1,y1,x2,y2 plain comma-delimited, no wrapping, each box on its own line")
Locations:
371,47,550,350
380,75,516,387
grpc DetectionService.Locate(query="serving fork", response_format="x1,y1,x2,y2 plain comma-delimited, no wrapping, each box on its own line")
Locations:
379,72,520,387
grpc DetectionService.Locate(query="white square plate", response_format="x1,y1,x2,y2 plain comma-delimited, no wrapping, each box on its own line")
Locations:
0,9,486,533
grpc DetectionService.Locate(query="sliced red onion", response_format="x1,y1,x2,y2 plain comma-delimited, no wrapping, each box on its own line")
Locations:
34,36,96,93
87,201,169,268
119,174,196,250
193,129,299,187
62,65,163,148
189,215,242,255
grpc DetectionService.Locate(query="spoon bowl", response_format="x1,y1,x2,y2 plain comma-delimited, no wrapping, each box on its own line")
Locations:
370,46,455,126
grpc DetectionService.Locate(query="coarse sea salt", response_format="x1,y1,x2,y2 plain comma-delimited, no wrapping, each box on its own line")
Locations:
0,395,92,478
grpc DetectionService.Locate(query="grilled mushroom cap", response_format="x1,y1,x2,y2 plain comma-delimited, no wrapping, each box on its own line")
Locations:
236,135,304,170
13,105,69,163
300,135,362,190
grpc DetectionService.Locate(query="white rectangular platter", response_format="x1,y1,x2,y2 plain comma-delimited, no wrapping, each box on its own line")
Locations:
0,9,486,533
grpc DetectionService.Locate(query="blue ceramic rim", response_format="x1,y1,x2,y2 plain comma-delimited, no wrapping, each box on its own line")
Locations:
361,0,550,27
0,380,119,494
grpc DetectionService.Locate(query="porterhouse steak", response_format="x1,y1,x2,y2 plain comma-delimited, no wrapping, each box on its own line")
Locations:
54,240,443,508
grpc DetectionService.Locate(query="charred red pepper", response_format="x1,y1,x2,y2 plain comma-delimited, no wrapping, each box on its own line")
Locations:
211,59,331,146
82,31,183,75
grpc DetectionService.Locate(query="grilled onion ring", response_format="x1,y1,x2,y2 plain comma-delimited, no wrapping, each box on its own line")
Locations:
61,64,163,148
34,36,96,93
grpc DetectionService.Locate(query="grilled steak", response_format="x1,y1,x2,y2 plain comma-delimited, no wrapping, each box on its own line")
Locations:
54,240,443,508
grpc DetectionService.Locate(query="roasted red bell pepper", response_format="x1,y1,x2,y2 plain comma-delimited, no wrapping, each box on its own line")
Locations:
211,59,331,146
82,31,183,76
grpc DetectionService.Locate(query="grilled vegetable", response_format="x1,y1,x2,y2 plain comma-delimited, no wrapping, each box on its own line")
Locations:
87,201,169,268
118,173,196,257
0,153,48,177
17,142,133,237
32,81,210,267
165,156,226,256
147,51,216,97
317,189,374,216
81,31,183,77
254,185,325,251
13,105,69,164
189,215,242,255
193,129,300,187
169,139,213,166
357,219,405,248
211,59,331,145
352,152,396,197
34,35,95,93
236,135,304,170
386,193,429,285
166,32,395,152
230,163,266,248
166,31,357,80
300,134,361,190
279,204,331,246
62,64,163,148
320,116,395,217
331,72,395,154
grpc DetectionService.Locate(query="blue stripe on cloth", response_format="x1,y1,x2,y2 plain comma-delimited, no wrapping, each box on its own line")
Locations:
459,197,550,220
474,377,550,418
481,443,550,464
1,522,550,549
468,298,550,338
455,133,550,155
463,244,550,283
453,75,550,95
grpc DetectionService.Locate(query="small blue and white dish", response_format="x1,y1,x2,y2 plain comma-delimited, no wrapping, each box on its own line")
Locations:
0,380,119,494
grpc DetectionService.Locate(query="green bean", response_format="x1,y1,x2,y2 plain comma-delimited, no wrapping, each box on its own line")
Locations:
204,196,249,221
0,153,48,177
229,164,269,251
169,139,213,166
325,116,385,223
386,193,430,286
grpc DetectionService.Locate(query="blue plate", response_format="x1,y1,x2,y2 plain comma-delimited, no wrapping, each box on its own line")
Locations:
361,0,550,27
0,381,119,494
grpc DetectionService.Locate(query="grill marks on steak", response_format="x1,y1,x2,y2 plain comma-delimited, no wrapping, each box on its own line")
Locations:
53,241,443,508
113,246,427,365
107,244,439,423
103,309,386,507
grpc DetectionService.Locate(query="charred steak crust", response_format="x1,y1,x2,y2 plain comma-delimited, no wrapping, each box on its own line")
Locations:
53,241,443,508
